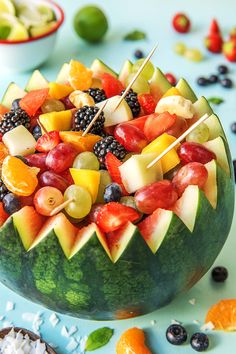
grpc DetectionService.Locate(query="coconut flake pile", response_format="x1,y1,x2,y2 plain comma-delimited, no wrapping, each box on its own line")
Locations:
0,329,48,354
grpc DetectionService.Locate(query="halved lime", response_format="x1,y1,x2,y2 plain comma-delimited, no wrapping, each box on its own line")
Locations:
29,21,56,37
0,0,15,15
37,4,56,22
7,21,29,40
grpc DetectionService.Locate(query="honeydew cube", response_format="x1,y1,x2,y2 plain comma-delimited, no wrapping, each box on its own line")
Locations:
119,153,163,194
96,95,133,127
3,125,36,156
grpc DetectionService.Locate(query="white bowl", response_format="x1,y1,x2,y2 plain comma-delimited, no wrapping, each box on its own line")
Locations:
0,0,64,72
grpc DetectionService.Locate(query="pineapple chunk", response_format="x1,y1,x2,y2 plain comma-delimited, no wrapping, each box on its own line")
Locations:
48,82,73,100
3,125,36,156
119,153,163,194
155,95,194,119
70,169,100,203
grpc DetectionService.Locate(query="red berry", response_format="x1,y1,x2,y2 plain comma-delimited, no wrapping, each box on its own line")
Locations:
144,112,176,142
209,19,221,35
172,13,191,33
114,123,148,153
101,73,124,98
138,94,156,115
0,133,3,142
46,143,77,173
36,131,61,152
166,116,188,138
165,73,177,86
0,202,9,226
134,180,178,214
96,202,140,232
223,40,236,62
20,88,49,116
105,152,129,195
178,142,216,165
205,34,223,53
172,162,208,196
25,153,48,172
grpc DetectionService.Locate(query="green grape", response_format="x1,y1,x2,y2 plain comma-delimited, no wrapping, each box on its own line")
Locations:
173,42,186,56
64,185,92,219
96,170,112,203
73,152,100,171
186,123,210,143
184,48,203,62
126,73,150,95
132,59,155,80
41,98,65,113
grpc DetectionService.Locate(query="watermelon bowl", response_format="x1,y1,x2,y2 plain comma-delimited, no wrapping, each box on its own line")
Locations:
0,58,234,320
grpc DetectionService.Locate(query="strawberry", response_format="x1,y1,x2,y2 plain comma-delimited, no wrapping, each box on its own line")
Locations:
96,202,140,233
144,112,176,142
101,73,124,98
138,94,156,115
20,88,49,116
105,152,129,195
172,13,191,33
205,33,223,53
36,131,61,152
0,202,9,227
209,19,221,35
229,27,236,42
165,73,177,86
223,40,236,62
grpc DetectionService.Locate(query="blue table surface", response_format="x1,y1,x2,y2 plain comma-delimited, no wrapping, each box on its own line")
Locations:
0,0,236,353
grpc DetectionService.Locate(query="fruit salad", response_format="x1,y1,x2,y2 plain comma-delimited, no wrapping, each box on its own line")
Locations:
0,58,234,320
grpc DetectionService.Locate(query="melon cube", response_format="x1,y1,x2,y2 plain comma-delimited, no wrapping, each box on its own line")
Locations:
3,125,36,156
119,153,163,194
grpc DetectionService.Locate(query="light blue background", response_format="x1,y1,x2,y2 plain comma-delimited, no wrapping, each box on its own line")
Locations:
0,0,236,353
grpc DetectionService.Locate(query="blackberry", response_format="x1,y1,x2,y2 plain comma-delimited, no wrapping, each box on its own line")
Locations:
121,89,140,117
84,88,107,103
93,136,127,168
32,124,42,141
0,179,9,202
73,106,105,135
0,108,30,135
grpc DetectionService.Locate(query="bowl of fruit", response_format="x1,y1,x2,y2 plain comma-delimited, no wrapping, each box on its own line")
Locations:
0,0,64,72
0,58,234,320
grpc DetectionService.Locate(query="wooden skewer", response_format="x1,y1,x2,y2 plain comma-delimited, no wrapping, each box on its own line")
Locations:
37,119,49,136
147,113,209,169
113,44,158,112
49,198,74,216
82,100,108,136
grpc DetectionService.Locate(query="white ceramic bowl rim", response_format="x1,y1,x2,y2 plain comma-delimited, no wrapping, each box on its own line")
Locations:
0,0,64,45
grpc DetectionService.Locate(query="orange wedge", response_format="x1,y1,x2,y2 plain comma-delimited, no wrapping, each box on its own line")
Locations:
69,60,93,90
205,299,236,331
116,327,152,354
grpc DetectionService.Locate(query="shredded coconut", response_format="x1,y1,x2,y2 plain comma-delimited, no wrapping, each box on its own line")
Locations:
189,298,196,305
171,319,182,325
6,301,14,312
201,321,215,331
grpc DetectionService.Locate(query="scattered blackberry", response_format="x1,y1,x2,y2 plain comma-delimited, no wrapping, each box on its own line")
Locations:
211,266,228,282
121,89,140,117
166,324,188,345
0,108,30,135
0,179,9,202
73,106,105,135
104,183,122,203
93,136,127,168
190,333,209,352
2,193,21,215
32,124,42,141
84,88,107,103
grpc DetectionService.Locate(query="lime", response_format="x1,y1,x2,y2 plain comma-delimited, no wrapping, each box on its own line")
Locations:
73,5,108,43
0,0,15,15
8,21,29,40
37,4,56,22
29,21,56,37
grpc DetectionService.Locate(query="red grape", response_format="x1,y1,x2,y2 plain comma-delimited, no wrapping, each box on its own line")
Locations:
166,116,188,138
46,143,77,173
61,96,75,109
39,171,69,192
114,123,148,153
178,142,216,165
25,153,47,172
34,186,64,216
172,162,208,196
134,180,178,214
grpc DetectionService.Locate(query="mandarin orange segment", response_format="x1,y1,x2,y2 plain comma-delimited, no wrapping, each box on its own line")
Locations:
116,327,152,354
59,131,101,152
0,143,9,165
69,60,93,90
0,104,8,116
205,299,236,331
2,156,39,197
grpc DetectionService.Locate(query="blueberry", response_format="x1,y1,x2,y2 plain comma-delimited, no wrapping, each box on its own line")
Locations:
212,266,228,282
2,193,21,215
197,77,209,86
218,64,229,75
190,333,209,352
11,98,21,111
32,125,42,141
14,155,29,165
104,183,122,203
231,122,236,134
221,78,233,88
208,74,218,84
134,49,144,59
166,324,187,345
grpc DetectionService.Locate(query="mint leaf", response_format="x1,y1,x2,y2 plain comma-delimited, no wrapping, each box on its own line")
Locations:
208,97,224,105
0,26,11,40
85,327,114,351
124,30,146,41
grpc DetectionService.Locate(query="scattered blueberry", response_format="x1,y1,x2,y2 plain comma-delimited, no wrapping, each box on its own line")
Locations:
218,64,229,75
212,266,228,282
11,98,21,111
190,333,209,352
166,324,187,345
231,122,236,134
104,183,122,203
134,49,144,59
14,155,29,165
208,74,218,84
233,160,236,183
32,124,42,141
220,78,233,88
2,193,21,215
197,77,209,86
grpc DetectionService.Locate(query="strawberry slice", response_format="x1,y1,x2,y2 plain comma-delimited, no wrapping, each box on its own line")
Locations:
138,94,156,115
101,73,124,98
126,114,154,131
20,88,49,116
144,112,176,141
36,131,61,152
96,202,140,233
105,152,129,195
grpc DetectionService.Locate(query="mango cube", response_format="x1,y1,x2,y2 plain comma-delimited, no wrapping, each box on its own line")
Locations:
39,110,72,132
48,82,73,100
